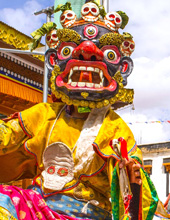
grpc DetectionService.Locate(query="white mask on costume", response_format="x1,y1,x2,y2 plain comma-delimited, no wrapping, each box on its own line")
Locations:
42,142,74,191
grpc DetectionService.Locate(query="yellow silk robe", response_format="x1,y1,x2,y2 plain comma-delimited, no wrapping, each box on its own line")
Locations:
1,102,162,219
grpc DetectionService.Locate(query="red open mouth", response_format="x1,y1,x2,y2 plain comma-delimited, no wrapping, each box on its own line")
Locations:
56,60,117,92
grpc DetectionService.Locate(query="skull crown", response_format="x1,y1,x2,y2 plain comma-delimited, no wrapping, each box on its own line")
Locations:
54,2,130,35
81,2,100,22
60,10,77,28
120,39,135,56
104,12,122,31
46,29,59,49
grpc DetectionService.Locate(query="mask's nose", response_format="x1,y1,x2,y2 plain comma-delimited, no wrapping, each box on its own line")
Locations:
72,41,104,61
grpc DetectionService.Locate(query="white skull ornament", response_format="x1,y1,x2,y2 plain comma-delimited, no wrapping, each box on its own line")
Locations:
81,2,100,22
60,10,77,28
104,12,122,31
46,29,59,49
42,142,74,191
120,40,135,56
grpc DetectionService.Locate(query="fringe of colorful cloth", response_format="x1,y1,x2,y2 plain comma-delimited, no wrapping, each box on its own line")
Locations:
0,185,88,220
111,159,170,220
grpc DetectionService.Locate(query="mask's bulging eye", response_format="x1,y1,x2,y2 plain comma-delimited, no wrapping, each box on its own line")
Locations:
107,51,116,60
61,46,74,58
101,45,121,64
57,42,77,60
62,47,71,56
104,50,117,61
47,166,55,174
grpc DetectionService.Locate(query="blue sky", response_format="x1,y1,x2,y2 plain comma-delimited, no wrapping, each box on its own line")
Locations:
0,0,54,10
0,0,55,37
0,0,170,144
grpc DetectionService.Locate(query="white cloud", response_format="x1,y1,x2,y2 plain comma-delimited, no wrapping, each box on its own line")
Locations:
0,0,45,36
110,0,170,60
129,56,170,111
110,0,170,144
117,109,170,144
117,55,170,144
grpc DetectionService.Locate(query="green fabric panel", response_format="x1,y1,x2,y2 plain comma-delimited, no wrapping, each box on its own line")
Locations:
130,155,143,165
54,0,86,28
111,160,159,220
131,157,159,219
111,164,120,220
142,169,159,220
131,156,159,219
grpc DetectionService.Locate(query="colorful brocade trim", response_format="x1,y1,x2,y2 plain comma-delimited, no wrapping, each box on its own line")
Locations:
93,142,137,161
0,207,17,220
29,185,112,220
18,113,32,138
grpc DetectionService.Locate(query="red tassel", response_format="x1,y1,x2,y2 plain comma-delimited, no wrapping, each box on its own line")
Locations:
118,137,129,161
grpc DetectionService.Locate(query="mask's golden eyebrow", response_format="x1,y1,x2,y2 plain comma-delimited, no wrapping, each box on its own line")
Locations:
57,29,81,44
99,32,124,48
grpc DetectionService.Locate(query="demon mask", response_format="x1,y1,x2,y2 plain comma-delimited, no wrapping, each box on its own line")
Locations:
45,1,135,110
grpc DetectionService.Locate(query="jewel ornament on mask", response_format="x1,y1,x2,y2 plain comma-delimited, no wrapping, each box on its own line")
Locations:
42,142,74,191
60,10,77,28
46,29,59,49
81,2,100,22
104,12,122,31
120,40,135,56
84,24,98,39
